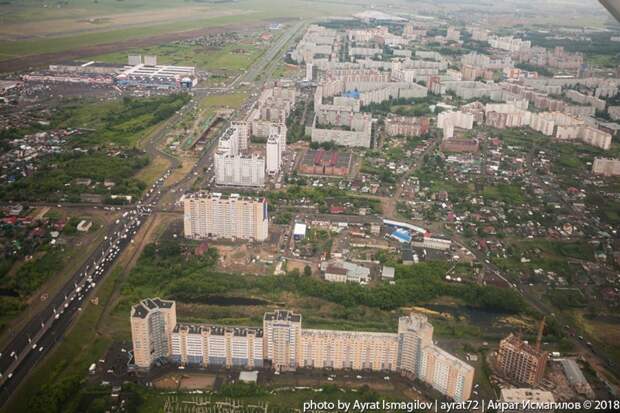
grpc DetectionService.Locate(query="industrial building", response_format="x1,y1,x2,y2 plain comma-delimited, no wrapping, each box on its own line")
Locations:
29,55,198,89
320,260,371,284
116,55,197,89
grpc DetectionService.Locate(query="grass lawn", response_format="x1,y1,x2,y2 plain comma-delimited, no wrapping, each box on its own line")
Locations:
199,93,248,115
52,94,189,148
570,310,620,377
91,41,267,71
482,183,526,204
134,154,171,186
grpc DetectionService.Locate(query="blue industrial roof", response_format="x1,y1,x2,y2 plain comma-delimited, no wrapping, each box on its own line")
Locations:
391,228,412,243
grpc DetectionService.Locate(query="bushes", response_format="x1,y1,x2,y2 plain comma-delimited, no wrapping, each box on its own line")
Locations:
11,251,63,296
1,152,148,202
126,247,525,314
27,374,82,413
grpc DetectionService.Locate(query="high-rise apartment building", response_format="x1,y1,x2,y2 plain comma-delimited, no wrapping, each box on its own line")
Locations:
214,152,265,187
397,313,474,401
397,313,434,378
266,135,281,175
497,333,548,386
420,346,474,402
592,157,620,176
230,121,250,151
183,192,269,241
214,124,265,187
130,298,177,368
385,116,430,137
217,126,240,156
131,301,474,401
170,324,264,368
263,310,302,371
266,123,286,175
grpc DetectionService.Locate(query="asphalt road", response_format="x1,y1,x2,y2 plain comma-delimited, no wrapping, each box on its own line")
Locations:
0,20,308,406
0,173,168,406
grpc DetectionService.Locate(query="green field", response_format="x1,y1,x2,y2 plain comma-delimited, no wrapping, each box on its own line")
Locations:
0,0,361,65
0,95,189,202
52,94,190,147
91,40,268,71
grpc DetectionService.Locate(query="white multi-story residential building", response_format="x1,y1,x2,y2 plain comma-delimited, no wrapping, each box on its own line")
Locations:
217,126,240,156
214,152,265,187
397,314,474,402
609,106,620,121
265,123,286,176
214,124,265,186
437,111,475,139
488,35,531,52
266,135,281,175
183,192,269,241
230,121,250,151
130,298,177,368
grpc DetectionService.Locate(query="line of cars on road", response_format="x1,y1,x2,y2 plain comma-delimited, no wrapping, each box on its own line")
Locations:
0,169,171,389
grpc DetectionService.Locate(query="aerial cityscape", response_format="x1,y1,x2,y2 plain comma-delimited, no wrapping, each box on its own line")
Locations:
0,0,620,412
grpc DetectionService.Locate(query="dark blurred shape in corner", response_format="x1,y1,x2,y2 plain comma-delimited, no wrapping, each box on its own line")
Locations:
600,0,620,22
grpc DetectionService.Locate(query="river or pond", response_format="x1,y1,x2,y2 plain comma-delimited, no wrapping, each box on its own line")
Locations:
0,288,18,297
425,303,511,331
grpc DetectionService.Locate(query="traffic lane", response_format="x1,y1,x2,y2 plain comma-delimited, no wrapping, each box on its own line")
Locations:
0,220,125,370
0,221,137,387
0,211,146,380
0,286,83,404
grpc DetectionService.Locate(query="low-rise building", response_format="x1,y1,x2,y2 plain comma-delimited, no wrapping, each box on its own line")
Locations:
298,149,353,176
440,138,480,153
499,388,555,413
321,260,370,284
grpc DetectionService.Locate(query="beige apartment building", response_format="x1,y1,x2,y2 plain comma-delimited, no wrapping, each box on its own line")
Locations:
302,329,399,371
263,310,302,371
183,192,269,241
131,301,474,401
170,324,264,368
130,298,177,368
592,157,620,176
